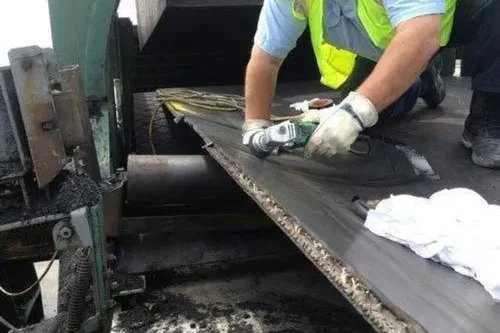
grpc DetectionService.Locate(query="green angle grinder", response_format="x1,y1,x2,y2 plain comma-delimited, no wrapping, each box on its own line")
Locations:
248,120,319,158
248,97,333,158
247,98,371,158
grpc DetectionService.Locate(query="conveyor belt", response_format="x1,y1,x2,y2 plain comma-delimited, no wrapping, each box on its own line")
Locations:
134,78,500,333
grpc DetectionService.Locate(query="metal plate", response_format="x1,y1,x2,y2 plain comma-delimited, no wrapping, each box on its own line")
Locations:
8,46,68,188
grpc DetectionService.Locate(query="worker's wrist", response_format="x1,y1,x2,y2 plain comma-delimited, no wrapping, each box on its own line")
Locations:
242,119,273,131
242,119,273,145
339,91,378,129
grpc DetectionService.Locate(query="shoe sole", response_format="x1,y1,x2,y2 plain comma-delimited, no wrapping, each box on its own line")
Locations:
462,135,500,169
462,133,500,168
471,153,500,169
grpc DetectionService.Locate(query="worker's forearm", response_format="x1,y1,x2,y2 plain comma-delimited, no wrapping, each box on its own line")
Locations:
356,15,442,112
244,46,281,120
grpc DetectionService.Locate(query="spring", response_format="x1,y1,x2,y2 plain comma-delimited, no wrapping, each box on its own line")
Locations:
66,247,92,332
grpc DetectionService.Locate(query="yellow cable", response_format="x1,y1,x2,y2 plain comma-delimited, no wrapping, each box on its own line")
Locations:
150,89,245,154
0,250,59,297
148,103,163,155
0,316,20,332
149,89,307,153
156,88,245,112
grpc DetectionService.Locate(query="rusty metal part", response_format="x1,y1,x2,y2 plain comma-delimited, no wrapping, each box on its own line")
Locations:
52,91,83,150
127,154,242,205
58,65,101,182
8,46,68,188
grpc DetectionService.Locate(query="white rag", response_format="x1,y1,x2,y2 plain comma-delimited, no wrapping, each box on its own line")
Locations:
289,98,319,112
364,187,500,301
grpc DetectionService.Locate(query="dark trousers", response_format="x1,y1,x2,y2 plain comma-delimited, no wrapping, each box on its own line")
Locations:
341,0,500,121
448,0,499,93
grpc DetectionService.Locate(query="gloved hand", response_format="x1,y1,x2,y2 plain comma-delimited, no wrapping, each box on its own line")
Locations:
300,105,337,123
304,91,378,158
242,119,273,146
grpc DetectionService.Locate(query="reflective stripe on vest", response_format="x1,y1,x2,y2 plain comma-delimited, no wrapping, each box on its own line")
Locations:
292,0,357,90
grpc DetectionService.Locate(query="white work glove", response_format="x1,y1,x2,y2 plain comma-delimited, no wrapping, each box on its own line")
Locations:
300,105,337,123
242,119,273,146
290,98,335,123
304,91,378,158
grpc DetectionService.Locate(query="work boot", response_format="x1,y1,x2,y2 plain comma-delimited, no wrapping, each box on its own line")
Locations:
462,91,500,168
419,55,446,108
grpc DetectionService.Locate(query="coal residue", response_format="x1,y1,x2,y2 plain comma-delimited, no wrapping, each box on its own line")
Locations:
112,290,372,333
18,315,64,333
114,291,253,333
0,83,23,178
49,170,101,213
0,160,22,178
0,169,101,226
111,272,145,296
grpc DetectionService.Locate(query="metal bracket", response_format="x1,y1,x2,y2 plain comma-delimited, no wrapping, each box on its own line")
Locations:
70,207,94,248
8,46,69,188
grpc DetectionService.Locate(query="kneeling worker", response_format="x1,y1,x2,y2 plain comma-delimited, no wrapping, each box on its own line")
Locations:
242,0,500,168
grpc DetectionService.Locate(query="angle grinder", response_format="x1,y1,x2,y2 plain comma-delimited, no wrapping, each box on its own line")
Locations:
248,120,372,158
248,120,318,158
248,97,371,158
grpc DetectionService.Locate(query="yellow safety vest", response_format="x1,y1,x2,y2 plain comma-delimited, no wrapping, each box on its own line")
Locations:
291,0,457,90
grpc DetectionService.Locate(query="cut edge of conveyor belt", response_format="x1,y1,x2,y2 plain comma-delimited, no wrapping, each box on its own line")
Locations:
177,116,424,333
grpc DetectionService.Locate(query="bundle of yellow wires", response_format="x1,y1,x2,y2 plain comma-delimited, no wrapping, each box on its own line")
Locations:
149,88,305,153
149,89,244,154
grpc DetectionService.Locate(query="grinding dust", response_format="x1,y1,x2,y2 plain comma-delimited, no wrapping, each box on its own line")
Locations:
205,147,418,333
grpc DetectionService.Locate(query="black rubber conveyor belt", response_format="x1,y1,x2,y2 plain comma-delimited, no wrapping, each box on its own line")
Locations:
136,78,500,333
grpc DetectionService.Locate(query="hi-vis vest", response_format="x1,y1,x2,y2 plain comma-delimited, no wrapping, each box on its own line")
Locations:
291,0,457,89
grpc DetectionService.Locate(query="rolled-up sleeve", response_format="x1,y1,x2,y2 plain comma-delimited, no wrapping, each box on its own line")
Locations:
254,0,307,59
382,0,446,27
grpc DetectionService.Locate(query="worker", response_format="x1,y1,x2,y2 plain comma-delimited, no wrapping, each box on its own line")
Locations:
241,0,500,168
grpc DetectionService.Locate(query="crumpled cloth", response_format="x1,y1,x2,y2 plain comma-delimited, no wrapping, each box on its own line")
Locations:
364,188,500,301
289,99,315,112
